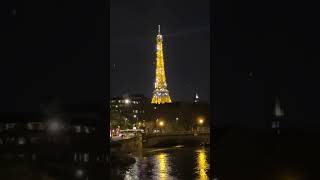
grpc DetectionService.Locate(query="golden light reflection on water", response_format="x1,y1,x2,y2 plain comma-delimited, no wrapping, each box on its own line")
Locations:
157,153,169,180
195,149,209,180
121,148,210,180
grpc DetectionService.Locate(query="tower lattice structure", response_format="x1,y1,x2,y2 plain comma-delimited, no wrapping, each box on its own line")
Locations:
151,25,172,104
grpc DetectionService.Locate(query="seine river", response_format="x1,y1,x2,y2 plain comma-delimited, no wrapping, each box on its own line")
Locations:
111,146,210,180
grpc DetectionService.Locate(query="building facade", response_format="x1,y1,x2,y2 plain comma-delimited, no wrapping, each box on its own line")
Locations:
110,94,148,129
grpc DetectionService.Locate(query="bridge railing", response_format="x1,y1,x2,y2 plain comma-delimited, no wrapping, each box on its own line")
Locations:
145,130,210,137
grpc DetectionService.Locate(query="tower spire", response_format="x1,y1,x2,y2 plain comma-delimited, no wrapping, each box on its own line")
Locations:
151,25,172,104
158,25,161,34
195,93,200,103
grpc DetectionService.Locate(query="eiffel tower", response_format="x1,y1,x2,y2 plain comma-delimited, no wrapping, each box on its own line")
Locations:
151,25,172,104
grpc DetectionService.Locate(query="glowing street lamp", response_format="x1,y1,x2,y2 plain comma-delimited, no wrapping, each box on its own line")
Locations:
197,118,205,132
198,118,204,125
158,120,165,133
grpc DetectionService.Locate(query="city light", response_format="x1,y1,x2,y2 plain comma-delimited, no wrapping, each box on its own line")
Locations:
17,137,26,145
159,121,164,127
198,118,204,125
75,169,84,178
124,99,130,104
47,119,63,135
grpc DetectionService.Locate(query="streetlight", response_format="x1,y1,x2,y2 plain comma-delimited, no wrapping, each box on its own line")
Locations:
133,114,138,125
198,118,204,125
159,121,164,133
198,118,204,132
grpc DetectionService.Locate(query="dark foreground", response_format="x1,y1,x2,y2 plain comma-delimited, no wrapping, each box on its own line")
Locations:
214,129,320,180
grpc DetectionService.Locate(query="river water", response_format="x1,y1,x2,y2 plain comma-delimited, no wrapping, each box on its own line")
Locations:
111,146,210,180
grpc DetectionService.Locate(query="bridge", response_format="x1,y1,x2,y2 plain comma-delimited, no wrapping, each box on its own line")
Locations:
110,131,210,150
142,131,210,148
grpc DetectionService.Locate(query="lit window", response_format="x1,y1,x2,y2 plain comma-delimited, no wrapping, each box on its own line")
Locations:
124,99,130,104
17,137,26,145
84,153,89,162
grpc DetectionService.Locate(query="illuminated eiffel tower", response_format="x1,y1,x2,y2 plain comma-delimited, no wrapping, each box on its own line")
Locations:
151,25,172,104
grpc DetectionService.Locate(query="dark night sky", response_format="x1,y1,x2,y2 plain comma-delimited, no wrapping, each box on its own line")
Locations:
110,0,210,103
4,0,320,128
214,1,320,127
0,1,106,112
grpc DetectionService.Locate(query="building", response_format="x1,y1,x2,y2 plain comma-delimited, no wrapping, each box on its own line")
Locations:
144,102,210,133
0,105,107,172
110,93,210,132
110,94,148,129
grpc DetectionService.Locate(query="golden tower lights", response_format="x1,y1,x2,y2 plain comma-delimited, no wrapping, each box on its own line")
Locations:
151,25,172,104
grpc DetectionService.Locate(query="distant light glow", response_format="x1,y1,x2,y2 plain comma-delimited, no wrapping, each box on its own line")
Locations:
274,98,284,117
124,99,130,104
198,118,204,125
75,169,84,178
47,119,63,134
17,137,26,145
